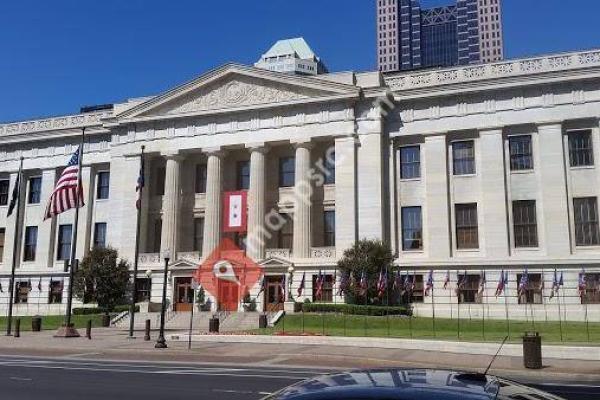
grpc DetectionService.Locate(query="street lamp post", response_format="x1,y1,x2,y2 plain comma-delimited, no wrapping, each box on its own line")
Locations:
155,250,170,349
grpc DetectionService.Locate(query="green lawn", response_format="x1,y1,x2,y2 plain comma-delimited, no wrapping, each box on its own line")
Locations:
260,313,600,344
0,315,106,332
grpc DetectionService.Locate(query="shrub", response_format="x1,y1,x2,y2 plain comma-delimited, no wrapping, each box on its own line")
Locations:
302,303,410,316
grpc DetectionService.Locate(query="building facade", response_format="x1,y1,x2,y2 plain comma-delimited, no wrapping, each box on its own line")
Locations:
377,0,503,72
1,48,599,321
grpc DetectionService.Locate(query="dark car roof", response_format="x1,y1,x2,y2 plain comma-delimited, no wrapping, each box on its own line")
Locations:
263,369,565,400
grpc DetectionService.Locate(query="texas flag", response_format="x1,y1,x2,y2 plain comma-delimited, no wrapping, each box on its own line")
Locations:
223,191,248,232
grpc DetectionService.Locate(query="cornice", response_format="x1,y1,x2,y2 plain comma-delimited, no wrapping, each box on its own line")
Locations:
384,49,600,95
0,111,111,138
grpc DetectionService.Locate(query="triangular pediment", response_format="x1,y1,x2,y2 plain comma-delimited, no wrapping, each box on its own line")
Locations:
259,257,294,269
117,64,359,120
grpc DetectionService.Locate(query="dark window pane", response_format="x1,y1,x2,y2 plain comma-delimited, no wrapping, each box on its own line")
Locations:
279,157,295,187
323,210,335,246
400,146,421,179
28,177,42,204
155,167,166,195
23,226,38,261
57,224,72,260
513,200,538,247
278,214,293,248
323,149,335,184
152,219,162,253
236,161,250,190
455,203,478,249
569,131,594,167
574,197,600,246
195,164,207,194
136,278,152,302
401,206,422,250
96,171,110,199
516,273,543,304
0,180,9,206
15,281,30,304
457,274,482,304
193,218,204,253
48,280,63,304
0,228,5,262
93,223,107,248
509,135,533,171
452,141,475,175
312,274,333,302
581,273,600,304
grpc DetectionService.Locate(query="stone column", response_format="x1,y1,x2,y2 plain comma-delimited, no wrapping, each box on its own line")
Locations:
202,149,224,256
334,135,358,254
160,153,182,256
246,144,268,261
293,141,312,258
537,122,570,256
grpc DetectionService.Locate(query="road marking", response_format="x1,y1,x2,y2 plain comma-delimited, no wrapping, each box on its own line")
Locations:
9,377,32,381
535,382,600,388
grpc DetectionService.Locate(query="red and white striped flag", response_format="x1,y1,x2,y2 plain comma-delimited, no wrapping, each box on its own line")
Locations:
44,147,84,220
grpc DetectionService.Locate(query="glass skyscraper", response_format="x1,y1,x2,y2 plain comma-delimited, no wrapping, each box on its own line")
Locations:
377,0,503,72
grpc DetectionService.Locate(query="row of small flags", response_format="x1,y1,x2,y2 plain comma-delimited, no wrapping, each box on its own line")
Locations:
251,268,590,300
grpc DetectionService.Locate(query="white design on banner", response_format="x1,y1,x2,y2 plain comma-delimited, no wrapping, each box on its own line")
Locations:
228,193,243,228
213,260,240,285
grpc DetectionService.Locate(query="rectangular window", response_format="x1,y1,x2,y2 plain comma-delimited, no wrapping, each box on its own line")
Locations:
401,206,423,250
152,219,162,253
323,210,335,247
23,226,38,261
509,135,533,171
236,161,250,190
312,274,333,302
401,275,424,304
400,146,421,179
155,167,166,195
57,224,72,261
457,274,482,304
581,273,600,304
15,281,30,304
452,141,476,175
279,157,295,187
48,280,63,304
136,278,152,302
96,171,110,199
517,273,543,304
323,150,335,184
277,214,293,249
195,164,207,194
574,197,600,246
513,200,538,247
568,130,594,167
455,203,479,249
28,177,42,204
193,217,204,253
93,223,107,249
0,228,4,262
0,179,9,206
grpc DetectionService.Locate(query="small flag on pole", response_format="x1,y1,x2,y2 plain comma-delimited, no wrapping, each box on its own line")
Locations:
44,147,84,220
495,270,507,297
7,166,21,217
424,270,434,296
38,277,42,291
136,151,145,210
337,271,349,296
297,272,306,297
578,269,587,298
359,270,368,296
550,269,559,300
478,270,486,296
518,269,529,298
377,268,387,298
315,270,324,300
443,270,450,290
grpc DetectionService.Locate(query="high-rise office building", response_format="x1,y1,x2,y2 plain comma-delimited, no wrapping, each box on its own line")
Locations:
377,0,503,72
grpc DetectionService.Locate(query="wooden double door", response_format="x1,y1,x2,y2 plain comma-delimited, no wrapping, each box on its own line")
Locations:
174,277,194,312
264,276,285,312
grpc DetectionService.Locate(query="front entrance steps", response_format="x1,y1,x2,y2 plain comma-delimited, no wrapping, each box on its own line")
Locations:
113,311,261,333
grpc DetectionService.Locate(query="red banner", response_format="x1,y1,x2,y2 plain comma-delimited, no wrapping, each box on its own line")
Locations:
223,191,247,233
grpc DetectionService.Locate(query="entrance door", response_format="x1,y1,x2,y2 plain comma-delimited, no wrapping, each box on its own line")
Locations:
218,280,239,311
264,276,284,312
175,277,194,312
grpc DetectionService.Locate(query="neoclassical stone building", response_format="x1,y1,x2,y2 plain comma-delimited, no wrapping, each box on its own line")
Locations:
1,46,600,321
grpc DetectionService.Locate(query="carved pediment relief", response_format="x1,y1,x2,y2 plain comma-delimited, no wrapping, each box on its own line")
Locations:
143,74,331,117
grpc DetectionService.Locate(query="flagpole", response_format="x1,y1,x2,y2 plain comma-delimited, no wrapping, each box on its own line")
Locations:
481,271,485,341
128,145,145,338
62,128,85,336
504,277,510,340
431,279,436,338
6,157,23,336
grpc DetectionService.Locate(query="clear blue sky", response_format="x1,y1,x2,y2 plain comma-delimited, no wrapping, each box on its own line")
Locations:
1,0,599,123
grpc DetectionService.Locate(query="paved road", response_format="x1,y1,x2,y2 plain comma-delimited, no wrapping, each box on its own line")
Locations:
0,355,596,400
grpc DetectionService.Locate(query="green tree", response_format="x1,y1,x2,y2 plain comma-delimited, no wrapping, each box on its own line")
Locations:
73,247,131,313
337,239,394,305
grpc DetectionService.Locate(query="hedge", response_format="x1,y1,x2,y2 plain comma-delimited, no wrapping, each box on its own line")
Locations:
301,303,410,316
73,305,139,315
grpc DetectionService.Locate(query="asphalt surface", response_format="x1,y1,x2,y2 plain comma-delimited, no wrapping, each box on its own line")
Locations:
0,355,596,400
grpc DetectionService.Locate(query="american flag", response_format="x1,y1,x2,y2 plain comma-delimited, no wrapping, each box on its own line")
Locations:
443,270,450,290
136,151,145,210
315,270,324,299
518,269,529,297
359,270,368,296
495,270,507,297
424,270,434,296
44,147,84,220
376,268,387,298
297,272,306,297
578,269,587,298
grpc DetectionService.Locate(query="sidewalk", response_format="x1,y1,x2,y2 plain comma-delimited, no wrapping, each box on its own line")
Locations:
0,328,598,383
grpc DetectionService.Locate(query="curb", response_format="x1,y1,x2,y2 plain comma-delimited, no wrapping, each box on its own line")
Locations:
167,333,600,361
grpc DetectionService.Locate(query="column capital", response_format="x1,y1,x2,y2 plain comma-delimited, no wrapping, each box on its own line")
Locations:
291,139,314,150
162,150,184,161
245,143,270,153
203,147,227,158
